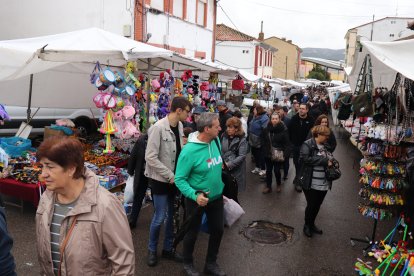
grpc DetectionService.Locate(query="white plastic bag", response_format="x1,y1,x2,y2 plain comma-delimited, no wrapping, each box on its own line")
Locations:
223,196,245,227
124,175,134,203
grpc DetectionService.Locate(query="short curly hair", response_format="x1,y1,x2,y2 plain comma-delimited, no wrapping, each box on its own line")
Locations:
226,117,244,137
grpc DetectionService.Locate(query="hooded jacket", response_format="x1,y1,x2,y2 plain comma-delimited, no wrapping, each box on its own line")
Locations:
36,169,135,276
175,132,224,202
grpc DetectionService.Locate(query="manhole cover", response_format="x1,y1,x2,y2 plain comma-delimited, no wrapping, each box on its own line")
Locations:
242,220,294,244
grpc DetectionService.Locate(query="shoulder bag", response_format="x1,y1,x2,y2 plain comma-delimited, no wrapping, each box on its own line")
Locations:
268,132,284,162
325,158,341,181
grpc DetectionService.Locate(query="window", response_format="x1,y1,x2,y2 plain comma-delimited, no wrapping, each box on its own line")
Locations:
196,0,207,26
390,33,395,37
173,0,183,18
391,20,396,24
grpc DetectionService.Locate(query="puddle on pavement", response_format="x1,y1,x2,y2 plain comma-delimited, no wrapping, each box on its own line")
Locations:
242,220,294,244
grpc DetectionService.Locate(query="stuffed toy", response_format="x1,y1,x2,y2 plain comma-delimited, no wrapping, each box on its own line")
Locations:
151,79,160,90
120,121,139,139
122,105,135,120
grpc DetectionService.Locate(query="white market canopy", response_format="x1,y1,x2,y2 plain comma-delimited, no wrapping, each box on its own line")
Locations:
0,27,173,81
361,39,414,82
0,28,174,108
349,39,414,91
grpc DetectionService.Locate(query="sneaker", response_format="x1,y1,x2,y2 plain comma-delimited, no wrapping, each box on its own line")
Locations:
295,185,302,193
262,187,272,194
161,249,183,262
183,263,200,276
258,170,266,176
276,185,281,193
147,250,158,267
204,262,226,276
251,168,260,174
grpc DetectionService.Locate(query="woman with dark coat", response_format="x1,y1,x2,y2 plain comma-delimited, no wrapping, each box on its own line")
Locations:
127,133,149,229
262,113,290,194
306,114,337,153
221,117,248,193
298,125,334,238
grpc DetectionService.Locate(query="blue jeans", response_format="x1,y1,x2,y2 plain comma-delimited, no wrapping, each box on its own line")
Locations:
148,194,174,253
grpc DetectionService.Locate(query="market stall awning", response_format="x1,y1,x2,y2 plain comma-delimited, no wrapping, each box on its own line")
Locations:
0,28,173,81
0,28,177,108
361,40,414,81
276,78,308,88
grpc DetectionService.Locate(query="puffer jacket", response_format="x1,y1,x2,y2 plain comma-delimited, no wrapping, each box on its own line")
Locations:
36,169,135,276
297,138,331,190
145,116,184,183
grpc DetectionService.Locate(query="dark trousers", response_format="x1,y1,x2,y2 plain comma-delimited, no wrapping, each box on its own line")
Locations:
264,158,282,188
183,197,224,264
292,145,301,181
251,146,265,170
303,189,328,226
129,175,149,226
283,157,290,178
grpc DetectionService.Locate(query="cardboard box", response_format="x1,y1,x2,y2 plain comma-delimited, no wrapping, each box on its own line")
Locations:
43,126,66,140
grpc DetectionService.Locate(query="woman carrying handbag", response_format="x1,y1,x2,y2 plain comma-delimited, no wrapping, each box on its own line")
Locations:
262,113,290,194
221,117,248,193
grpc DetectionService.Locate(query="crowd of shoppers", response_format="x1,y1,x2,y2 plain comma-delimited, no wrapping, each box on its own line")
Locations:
2,93,338,275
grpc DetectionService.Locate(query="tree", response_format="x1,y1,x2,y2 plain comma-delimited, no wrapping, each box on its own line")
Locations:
306,65,331,81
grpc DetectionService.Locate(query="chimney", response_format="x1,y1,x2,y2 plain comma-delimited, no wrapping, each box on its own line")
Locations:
287,39,292,43
258,21,264,41
281,37,286,41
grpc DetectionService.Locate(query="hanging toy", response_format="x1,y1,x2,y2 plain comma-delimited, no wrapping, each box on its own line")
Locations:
99,110,117,134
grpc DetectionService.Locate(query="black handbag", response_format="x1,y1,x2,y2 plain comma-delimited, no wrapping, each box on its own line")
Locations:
326,158,341,181
214,139,239,203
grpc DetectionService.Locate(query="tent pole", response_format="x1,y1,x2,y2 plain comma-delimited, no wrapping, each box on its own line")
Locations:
27,74,33,123
146,58,152,130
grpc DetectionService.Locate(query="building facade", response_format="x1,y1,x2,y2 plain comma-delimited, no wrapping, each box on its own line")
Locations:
135,0,217,61
214,24,276,78
264,37,301,80
344,17,414,69
299,60,345,81
0,0,134,39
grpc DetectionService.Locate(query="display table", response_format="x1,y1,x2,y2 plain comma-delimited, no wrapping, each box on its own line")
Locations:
0,178,40,210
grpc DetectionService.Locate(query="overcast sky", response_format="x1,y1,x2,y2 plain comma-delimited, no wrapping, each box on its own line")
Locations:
216,0,414,49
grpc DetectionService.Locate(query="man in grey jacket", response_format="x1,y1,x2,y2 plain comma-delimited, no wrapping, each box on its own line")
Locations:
145,96,192,267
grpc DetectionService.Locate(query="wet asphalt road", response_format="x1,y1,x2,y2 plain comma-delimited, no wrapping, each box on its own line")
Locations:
5,126,395,275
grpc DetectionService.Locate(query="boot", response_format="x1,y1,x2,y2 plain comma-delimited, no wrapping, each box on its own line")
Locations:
162,249,183,262
204,262,226,276
303,225,312,237
147,250,158,267
311,224,323,235
262,187,272,194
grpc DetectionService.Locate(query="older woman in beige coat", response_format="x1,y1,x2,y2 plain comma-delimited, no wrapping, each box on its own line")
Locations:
35,136,134,275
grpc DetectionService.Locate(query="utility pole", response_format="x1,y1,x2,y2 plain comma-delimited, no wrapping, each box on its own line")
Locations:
370,14,375,41
285,56,288,79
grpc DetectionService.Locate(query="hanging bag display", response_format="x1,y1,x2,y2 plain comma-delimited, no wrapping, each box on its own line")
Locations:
232,75,244,90
352,54,374,117
325,158,341,181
